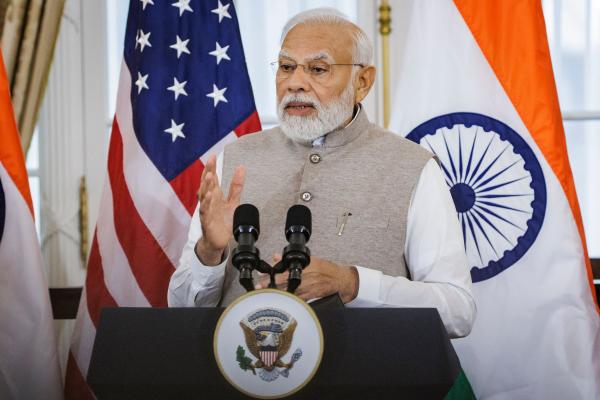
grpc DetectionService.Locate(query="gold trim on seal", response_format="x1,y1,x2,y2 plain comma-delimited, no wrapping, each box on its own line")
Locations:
213,289,324,399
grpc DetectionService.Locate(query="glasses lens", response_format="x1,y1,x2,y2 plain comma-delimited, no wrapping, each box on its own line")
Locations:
307,62,331,80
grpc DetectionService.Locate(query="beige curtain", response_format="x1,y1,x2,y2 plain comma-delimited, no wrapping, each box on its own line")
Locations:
0,0,65,154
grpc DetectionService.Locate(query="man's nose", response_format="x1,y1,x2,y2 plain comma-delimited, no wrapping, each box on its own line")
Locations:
286,66,311,92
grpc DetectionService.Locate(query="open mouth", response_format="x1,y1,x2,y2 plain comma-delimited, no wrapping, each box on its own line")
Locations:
285,101,315,110
284,101,316,115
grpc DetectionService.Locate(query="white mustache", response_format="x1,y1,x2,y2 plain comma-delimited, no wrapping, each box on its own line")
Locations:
280,94,319,110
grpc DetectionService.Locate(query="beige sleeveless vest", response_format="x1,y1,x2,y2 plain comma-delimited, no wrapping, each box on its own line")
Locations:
219,109,432,305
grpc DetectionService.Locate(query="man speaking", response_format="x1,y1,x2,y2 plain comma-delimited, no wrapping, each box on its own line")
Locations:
168,8,476,338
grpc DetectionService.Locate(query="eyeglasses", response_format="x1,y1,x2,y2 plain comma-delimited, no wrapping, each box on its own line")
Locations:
270,60,365,82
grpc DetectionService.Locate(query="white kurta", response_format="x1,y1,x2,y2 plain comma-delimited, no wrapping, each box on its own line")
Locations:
168,148,476,338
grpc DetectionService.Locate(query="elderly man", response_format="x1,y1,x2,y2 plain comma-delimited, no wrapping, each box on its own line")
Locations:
168,8,476,338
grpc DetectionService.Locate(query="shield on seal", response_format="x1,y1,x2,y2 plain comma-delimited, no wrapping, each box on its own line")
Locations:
259,346,278,368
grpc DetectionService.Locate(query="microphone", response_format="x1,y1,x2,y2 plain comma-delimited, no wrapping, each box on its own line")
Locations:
232,204,260,292
283,205,311,293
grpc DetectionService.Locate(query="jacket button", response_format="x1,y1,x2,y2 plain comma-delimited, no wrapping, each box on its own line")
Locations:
301,192,312,202
310,154,321,164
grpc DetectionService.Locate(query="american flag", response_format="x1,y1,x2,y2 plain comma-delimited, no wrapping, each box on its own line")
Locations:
65,0,260,397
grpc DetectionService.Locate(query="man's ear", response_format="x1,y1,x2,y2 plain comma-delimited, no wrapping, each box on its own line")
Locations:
354,65,376,103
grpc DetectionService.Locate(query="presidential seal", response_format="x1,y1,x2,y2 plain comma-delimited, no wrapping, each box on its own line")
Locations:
238,308,303,382
214,289,323,399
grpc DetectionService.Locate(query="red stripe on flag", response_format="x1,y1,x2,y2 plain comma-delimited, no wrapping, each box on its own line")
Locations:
169,159,202,216
65,351,95,400
85,235,117,326
234,111,262,137
108,122,174,307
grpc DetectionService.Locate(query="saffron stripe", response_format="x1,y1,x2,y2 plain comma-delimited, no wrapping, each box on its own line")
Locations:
107,128,174,307
0,52,33,214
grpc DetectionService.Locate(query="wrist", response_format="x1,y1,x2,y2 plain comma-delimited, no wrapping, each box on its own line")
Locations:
195,239,225,266
340,266,359,303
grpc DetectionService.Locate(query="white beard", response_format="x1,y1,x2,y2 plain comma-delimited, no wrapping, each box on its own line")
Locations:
277,85,355,144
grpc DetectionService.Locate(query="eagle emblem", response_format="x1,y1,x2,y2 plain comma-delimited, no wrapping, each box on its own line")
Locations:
237,308,303,382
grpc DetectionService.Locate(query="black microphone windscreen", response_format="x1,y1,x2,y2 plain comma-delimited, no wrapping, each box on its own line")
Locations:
233,204,260,235
285,204,312,235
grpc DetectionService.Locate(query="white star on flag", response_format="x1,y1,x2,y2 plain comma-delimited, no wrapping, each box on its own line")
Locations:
206,84,228,107
164,119,186,142
169,35,191,58
209,42,231,65
137,30,152,52
135,72,149,94
211,1,231,23
172,0,193,16
140,0,154,10
167,78,188,100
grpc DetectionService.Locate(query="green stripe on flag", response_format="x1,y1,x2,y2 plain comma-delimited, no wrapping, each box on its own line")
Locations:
444,370,476,400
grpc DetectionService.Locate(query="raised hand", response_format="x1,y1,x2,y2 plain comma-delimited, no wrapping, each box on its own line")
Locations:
195,154,246,265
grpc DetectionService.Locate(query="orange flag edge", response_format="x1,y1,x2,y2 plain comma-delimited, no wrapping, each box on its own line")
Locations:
0,51,34,215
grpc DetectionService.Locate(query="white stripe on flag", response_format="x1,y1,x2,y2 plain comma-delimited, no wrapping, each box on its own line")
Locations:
69,291,97,378
96,178,150,307
115,60,190,267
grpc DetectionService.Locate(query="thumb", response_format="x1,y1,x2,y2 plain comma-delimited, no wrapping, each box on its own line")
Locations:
272,253,282,264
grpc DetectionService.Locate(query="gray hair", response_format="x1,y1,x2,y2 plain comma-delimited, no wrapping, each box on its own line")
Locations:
280,7,373,66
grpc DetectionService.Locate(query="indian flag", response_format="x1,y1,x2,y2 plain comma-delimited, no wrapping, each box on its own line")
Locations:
390,1,600,398
0,51,63,399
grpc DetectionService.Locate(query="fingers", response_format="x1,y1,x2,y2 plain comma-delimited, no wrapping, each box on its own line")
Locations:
255,271,287,290
200,154,215,181
295,279,332,301
198,155,218,202
227,166,246,205
199,160,245,208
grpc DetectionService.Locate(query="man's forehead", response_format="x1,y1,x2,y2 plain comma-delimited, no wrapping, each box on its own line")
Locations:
280,23,354,62
279,48,334,62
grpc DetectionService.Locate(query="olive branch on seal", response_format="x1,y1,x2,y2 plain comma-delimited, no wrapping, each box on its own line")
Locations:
236,345,256,375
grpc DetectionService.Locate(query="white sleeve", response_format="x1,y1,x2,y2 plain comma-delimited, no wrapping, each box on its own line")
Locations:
167,152,228,307
346,158,477,338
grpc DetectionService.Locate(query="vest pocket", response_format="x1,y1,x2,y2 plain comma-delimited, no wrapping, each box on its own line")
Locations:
335,211,390,232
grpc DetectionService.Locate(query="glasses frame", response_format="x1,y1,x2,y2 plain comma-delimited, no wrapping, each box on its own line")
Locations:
270,60,365,81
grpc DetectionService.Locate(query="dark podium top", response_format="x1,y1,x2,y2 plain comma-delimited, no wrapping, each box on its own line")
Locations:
88,307,460,399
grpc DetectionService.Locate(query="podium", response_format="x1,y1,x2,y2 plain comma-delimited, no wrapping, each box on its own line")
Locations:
88,307,460,399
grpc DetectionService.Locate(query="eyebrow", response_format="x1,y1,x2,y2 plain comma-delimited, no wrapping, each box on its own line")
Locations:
278,49,334,63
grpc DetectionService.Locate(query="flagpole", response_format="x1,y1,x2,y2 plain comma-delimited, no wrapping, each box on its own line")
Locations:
79,176,88,265
379,0,392,128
